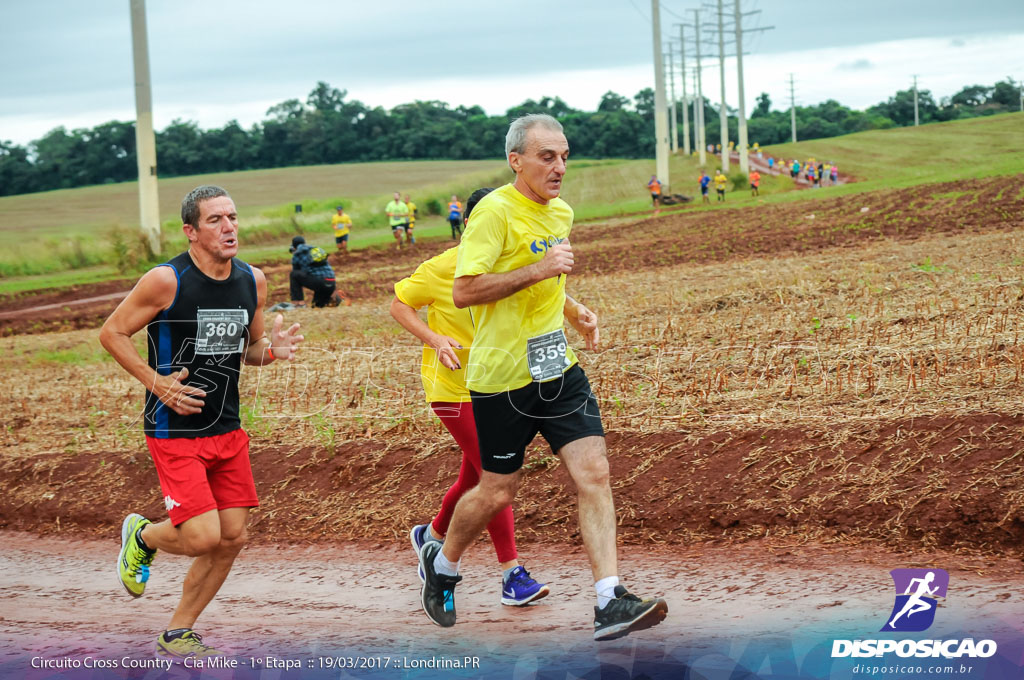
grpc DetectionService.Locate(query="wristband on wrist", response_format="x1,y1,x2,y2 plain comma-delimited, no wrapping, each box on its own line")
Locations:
267,345,276,361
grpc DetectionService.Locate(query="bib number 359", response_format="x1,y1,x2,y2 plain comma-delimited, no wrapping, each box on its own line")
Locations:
526,329,570,381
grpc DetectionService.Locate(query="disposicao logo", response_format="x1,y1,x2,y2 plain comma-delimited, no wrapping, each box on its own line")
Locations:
881,568,948,632
831,568,997,659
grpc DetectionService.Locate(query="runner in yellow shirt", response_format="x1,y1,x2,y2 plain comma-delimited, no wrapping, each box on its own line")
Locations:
714,169,728,202
416,113,667,642
330,205,352,256
392,187,553,606
404,193,417,245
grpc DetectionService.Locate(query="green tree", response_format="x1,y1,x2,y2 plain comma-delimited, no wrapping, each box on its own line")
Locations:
598,91,630,112
752,92,771,118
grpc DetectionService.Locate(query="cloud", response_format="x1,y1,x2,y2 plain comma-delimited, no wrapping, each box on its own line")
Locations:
950,38,966,47
837,59,875,72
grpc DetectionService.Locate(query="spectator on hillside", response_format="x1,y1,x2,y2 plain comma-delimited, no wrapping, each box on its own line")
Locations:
289,236,338,308
830,164,839,185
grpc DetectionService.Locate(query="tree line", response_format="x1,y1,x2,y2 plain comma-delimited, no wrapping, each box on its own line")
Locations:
0,79,1019,197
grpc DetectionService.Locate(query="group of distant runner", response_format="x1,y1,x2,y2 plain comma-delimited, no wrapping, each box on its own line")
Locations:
783,158,839,187
645,147,841,209
100,113,668,665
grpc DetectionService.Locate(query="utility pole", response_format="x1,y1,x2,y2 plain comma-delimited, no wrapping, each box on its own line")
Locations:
789,73,797,143
130,0,161,255
677,24,691,156
693,8,707,166
734,0,748,176
716,0,729,173
913,75,920,126
651,0,670,189
732,0,772,176
667,45,679,153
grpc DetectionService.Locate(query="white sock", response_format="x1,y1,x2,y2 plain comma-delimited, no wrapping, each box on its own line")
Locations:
595,575,620,609
425,525,443,543
433,549,460,577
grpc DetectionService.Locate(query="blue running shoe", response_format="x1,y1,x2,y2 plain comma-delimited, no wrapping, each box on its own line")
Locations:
501,566,550,606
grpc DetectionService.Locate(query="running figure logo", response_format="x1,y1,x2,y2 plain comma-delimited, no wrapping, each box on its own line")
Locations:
881,568,949,632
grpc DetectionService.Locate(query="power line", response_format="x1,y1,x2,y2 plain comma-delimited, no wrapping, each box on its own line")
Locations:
628,0,650,22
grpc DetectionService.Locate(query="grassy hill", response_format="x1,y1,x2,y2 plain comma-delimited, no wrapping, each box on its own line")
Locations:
0,112,1021,291
763,111,1024,190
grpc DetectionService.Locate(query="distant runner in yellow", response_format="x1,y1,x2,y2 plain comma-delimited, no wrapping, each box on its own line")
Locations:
404,193,417,245
331,205,352,256
714,169,728,202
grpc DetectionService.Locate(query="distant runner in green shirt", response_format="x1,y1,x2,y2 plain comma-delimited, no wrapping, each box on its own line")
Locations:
385,192,410,251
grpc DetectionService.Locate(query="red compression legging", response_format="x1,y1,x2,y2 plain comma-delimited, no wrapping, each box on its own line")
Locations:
430,401,517,564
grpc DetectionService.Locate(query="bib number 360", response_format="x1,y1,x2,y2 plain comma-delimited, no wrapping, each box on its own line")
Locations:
195,309,249,355
526,329,570,381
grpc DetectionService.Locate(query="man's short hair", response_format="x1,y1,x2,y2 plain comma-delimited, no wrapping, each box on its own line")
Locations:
505,114,564,165
182,185,230,226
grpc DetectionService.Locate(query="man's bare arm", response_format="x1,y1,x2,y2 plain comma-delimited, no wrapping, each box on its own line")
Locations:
389,296,462,370
564,294,599,351
242,267,302,365
452,239,574,308
98,267,207,416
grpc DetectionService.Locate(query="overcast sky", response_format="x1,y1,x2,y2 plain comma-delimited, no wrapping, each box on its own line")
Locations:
1,1,1022,146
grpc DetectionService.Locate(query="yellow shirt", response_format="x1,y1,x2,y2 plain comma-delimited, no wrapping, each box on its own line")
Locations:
714,173,728,190
455,183,578,393
407,201,417,225
331,213,352,237
394,247,473,403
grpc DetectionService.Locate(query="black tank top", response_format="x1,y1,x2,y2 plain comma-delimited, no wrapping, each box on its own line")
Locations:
144,251,258,439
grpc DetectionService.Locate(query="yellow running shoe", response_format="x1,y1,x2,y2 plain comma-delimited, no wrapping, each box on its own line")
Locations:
117,513,156,597
155,630,223,663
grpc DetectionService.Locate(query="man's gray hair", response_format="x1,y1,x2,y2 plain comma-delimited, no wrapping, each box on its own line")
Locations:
505,114,564,162
181,185,230,225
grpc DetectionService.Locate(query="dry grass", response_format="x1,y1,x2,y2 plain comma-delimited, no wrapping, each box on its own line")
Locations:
2,178,1023,551
3,215,1023,455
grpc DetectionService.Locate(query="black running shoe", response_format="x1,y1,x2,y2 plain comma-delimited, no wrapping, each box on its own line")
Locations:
593,585,668,641
419,541,461,627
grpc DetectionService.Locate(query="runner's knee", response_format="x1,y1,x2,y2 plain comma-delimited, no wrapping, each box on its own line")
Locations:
479,473,519,509
181,531,220,557
565,446,611,490
217,526,247,554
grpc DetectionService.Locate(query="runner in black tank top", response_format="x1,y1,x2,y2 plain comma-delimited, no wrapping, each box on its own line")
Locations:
100,185,304,661
144,251,258,439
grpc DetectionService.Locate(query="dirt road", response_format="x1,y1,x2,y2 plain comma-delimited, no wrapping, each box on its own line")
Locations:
2,533,1022,679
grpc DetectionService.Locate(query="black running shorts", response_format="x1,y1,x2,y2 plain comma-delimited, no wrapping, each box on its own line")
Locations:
470,364,605,474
